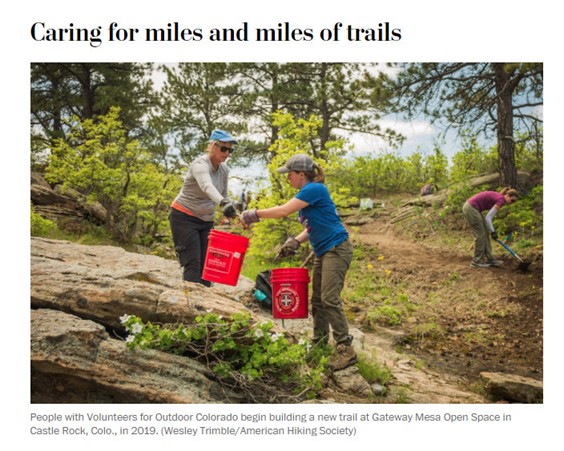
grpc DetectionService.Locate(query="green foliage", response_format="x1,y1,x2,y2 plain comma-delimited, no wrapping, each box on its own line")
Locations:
422,145,450,188
515,127,543,173
356,350,393,387
30,207,57,236
441,182,479,224
31,63,155,171
391,63,543,186
120,312,326,402
247,111,349,259
449,135,497,183
161,63,248,162
496,185,543,243
44,107,181,243
366,303,404,326
332,146,449,198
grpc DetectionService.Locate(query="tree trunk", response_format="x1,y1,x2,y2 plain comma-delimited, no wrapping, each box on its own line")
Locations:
79,64,94,119
494,63,517,188
270,70,280,147
317,63,330,156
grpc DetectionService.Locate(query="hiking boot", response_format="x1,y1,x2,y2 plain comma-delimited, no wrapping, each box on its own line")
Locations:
470,261,490,269
327,344,357,371
487,260,503,267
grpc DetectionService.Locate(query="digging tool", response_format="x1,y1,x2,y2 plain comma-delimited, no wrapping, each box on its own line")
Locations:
300,250,315,268
496,239,532,271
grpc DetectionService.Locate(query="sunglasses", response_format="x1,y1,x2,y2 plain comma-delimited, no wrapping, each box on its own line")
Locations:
215,142,234,153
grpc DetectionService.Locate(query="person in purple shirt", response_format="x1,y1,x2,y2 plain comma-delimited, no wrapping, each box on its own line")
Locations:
462,188,519,268
240,154,357,371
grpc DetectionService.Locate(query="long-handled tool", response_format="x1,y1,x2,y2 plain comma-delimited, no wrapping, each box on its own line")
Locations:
496,239,532,271
300,250,315,268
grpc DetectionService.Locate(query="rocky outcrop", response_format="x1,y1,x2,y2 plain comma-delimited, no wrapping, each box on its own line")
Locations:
480,372,543,403
31,172,107,225
31,309,233,403
30,237,261,403
31,237,255,331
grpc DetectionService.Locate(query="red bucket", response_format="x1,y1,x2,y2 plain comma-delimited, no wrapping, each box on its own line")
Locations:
271,267,310,319
202,230,249,286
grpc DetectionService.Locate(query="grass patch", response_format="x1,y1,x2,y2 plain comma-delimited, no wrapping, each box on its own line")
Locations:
356,350,393,387
411,321,445,340
366,304,403,326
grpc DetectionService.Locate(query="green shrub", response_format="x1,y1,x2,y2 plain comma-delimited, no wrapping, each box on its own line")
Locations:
45,107,181,244
496,185,543,242
246,111,347,258
30,208,56,236
120,312,326,402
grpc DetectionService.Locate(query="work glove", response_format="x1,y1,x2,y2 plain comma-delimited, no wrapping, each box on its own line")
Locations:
277,237,301,259
234,201,245,213
490,231,498,240
220,198,237,219
240,209,260,226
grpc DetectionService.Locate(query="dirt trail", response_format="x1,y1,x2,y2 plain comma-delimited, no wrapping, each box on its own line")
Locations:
270,312,488,403
352,214,543,387
250,212,542,403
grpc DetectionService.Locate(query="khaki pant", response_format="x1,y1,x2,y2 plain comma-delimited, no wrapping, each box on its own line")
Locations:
311,239,353,345
462,201,494,262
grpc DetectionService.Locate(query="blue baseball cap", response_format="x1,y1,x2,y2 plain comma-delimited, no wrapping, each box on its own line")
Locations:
209,129,237,143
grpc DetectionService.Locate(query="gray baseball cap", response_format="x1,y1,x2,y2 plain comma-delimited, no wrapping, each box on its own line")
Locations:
276,154,314,174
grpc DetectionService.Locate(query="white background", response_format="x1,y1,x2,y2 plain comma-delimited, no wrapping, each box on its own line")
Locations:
4,1,559,449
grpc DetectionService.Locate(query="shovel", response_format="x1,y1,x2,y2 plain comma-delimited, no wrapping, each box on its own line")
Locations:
496,239,532,271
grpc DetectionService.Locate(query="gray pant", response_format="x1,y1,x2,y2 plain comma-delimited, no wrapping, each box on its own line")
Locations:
311,239,353,345
462,201,494,262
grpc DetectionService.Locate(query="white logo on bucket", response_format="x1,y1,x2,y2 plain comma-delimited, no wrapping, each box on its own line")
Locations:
205,247,233,273
275,287,299,315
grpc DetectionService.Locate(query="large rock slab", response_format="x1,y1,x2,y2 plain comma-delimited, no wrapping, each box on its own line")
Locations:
31,309,231,403
31,237,255,330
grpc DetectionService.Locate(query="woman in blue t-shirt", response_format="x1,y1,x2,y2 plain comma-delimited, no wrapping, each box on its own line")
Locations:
240,154,357,371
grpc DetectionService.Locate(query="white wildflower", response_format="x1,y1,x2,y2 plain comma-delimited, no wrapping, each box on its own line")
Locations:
131,323,143,334
119,314,131,324
254,328,265,339
270,332,284,342
125,335,135,343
